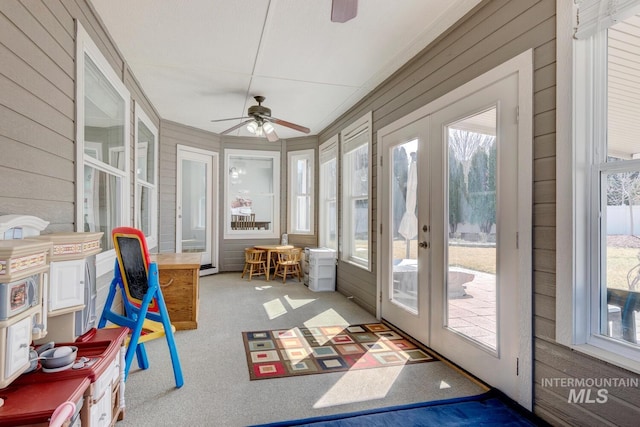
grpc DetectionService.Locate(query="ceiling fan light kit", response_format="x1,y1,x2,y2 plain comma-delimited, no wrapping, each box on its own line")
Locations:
212,96,310,142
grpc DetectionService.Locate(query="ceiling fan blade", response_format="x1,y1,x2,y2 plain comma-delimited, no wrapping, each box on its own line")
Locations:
265,116,310,134
331,0,357,23
210,116,249,123
220,119,254,135
265,128,279,142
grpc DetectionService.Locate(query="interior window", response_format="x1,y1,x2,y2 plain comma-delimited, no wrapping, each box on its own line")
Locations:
341,113,372,270
76,23,130,257
288,149,314,235
319,137,338,251
135,107,158,249
225,149,280,239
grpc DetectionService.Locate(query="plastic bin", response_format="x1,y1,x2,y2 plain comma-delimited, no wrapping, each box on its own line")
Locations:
308,275,335,292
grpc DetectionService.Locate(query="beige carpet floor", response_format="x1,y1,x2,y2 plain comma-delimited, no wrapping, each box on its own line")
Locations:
116,272,487,426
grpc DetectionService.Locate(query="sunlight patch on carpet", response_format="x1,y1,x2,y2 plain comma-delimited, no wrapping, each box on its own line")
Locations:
313,365,404,408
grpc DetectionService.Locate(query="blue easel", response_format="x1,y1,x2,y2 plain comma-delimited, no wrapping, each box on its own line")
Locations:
98,227,184,388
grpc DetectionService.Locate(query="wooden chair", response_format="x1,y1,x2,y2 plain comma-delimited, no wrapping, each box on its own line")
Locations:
273,248,303,283
242,248,267,280
98,227,183,388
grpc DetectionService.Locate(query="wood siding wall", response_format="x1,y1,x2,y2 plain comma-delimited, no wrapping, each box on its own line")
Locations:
0,0,158,319
315,0,640,424
3,0,640,425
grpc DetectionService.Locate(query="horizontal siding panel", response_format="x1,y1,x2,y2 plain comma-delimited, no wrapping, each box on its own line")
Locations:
0,198,74,228
40,0,74,37
534,157,556,182
534,316,555,340
0,10,73,93
533,39,556,70
534,292,555,321
534,372,613,426
0,105,73,157
535,340,640,403
534,86,555,115
0,43,73,118
534,109,555,137
23,0,75,57
534,270,556,297
352,0,532,130
534,180,555,204
534,248,555,274
534,62,556,92
534,133,556,159
0,167,74,201
1,1,74,73
533,203,555,227
0,136,74,181
375,4,555,125
0,75,73,138
533,225,555,250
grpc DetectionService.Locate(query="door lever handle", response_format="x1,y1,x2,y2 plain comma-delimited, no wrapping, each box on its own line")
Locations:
418,241,429,249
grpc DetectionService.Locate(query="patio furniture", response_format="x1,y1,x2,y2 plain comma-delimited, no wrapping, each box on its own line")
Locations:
274,248,303,283
242,248,267,281
232,213,255,230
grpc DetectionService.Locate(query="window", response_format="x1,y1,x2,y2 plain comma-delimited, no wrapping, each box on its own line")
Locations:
135,105,158,249
319,137,338,251
557,1,640,370
225,149,280,239
341,113,372,269
288,149,314,235
76,23,130,276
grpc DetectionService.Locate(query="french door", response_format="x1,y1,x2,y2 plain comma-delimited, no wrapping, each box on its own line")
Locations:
378,51,532,408
379,116,430,344
176,145,219,273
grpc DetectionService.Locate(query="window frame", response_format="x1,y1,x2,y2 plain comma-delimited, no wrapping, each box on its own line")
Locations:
287,149,315,235
319,136,339,251
340,112,372,270
224,149,280,239
557,1,640,372
75,22,131,277
134,104,159,249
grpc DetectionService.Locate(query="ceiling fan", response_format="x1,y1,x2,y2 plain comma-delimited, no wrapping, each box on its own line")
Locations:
211,96,310,142
331,0,357,23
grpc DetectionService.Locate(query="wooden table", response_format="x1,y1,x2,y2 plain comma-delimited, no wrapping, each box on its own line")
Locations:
253,245,294,280
151,253,201,330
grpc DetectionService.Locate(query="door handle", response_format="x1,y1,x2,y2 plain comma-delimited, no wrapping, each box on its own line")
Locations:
418,241,429,249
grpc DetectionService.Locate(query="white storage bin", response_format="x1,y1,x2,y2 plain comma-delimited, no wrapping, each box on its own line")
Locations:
308,275,335,292
305,247,336,260
308,264,335,278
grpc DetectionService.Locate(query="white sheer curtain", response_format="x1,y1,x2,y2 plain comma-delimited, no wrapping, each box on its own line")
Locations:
575,0,640,38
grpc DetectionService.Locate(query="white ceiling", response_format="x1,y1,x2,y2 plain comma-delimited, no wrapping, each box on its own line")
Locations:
90,0,482,140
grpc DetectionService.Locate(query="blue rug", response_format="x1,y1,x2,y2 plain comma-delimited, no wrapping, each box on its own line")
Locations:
253,390,542,426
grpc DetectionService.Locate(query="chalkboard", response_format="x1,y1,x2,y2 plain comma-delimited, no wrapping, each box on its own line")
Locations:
116,235,149,301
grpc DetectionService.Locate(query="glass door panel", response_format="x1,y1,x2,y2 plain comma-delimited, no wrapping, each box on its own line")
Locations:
181,159,208,257
446,108,497,350
392,141,419,312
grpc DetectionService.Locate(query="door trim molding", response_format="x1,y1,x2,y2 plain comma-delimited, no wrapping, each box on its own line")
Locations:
376,49,532,409
175,144,219,272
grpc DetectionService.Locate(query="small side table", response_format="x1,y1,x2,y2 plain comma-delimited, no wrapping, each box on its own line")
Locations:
150,253,202,330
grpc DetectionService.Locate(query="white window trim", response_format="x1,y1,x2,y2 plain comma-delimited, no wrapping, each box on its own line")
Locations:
287,149,315,235
340,112,372,270
224,149,280,239
134,103,159,250
75,22,130,278
319,136,339,250
556,1,640,373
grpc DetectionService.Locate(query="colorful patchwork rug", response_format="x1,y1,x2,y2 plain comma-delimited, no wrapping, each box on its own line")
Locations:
242,323,438,380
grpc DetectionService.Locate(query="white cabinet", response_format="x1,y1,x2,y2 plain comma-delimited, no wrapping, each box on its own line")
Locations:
49,259,85,312
3,315,31,380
